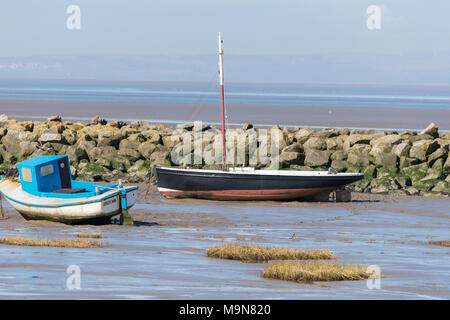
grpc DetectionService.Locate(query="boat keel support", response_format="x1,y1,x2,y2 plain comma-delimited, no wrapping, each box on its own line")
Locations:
119,187,134,226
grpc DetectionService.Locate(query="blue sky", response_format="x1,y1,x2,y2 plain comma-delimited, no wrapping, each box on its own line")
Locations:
0,0,449,56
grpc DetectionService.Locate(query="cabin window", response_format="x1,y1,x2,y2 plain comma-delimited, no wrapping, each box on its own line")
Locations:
40,164,54,176
21,167,33,182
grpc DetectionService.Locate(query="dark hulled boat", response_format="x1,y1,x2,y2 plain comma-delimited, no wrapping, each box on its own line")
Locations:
155,33,364,201
155,167,364,200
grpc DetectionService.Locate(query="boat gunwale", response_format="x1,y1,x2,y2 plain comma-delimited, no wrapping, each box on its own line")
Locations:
156,166,364,179
0,182,138,208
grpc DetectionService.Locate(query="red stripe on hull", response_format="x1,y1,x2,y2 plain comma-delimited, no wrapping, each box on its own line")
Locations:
160,187,337,201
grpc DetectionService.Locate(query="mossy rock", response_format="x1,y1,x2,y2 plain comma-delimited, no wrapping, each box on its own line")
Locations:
389,189,409,196
394,174,412,188
431,181,450,194
363,165,377,179
78,162,109,181
376,167,398,179
351,179,371,192
409,170,428,184
94,158,112,169
102,169,128,183
370,178,398,194
420,191,444,197
404,186,420,196
412,179,440,191
409,140,440,161
399,156,419,169
110,157,130,171
401,163,428,182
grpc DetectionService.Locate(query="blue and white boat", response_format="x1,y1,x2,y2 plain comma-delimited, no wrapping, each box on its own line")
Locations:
0,155,138,224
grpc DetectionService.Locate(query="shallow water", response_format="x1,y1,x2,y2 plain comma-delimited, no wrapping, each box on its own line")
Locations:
0,191,449,299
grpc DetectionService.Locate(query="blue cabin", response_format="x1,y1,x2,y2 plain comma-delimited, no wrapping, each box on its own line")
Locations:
17,155,113,198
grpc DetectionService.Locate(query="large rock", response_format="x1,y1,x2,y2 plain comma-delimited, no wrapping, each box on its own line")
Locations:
317,128,346,138
294,128,315,144
346,134,372,147
427,148,446,166
431,181,450,194
371,134,402,147
399,156,419,169
47,115,62,122
326,136,346,151
279,151,304,168
370,177,398,194
420,123,438,138
331,150,347,161
282,143,303,153
330,159,348,172
420,169,443,182
61,129,77,145
74,137,96,155
409,140,440,161
304,149,330,167
303,137,327,150
142,129,162,144
369,143,397,167
127,159,151,182
1,134,22,155
97,127,122,147
77,162,109,181
392,142,411,157
444,156,450,175
347,151,370,167
118,148,142,161
138,141,157,159
90,115,107,125
162,134,184,149
346,144,371,167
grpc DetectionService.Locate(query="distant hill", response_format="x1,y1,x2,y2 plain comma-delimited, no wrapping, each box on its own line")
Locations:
0,53,449,86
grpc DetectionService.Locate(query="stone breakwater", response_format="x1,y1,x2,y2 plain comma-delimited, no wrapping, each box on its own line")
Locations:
0,114,449,197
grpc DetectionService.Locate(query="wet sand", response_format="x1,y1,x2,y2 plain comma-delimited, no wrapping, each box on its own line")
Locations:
0,187,449,299
1,99,450,130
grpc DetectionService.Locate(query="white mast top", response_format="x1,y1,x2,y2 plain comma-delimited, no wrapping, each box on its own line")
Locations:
218,32,224,86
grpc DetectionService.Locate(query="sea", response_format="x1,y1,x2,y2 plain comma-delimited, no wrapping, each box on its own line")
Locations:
0,79,449,110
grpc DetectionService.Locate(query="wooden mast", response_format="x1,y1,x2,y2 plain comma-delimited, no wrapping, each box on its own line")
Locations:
218,32,227,171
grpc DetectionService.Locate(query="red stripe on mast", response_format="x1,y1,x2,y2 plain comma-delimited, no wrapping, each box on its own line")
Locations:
218,32,227,171
220,84,226,170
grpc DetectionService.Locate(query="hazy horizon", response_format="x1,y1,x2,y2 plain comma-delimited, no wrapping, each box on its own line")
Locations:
1,53,449,86
1,1,449,85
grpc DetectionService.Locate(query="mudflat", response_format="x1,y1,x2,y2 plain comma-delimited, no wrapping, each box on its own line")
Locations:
0,186,449,299
1,99,449,130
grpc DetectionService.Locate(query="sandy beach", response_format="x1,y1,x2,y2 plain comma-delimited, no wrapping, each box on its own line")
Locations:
1,99,449,131
0,186,449,299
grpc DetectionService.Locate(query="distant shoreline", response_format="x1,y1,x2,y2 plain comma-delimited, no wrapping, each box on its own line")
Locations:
1,98,449,131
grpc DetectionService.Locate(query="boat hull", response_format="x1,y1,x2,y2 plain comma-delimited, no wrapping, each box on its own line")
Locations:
0,180,138,224
155,167,364,201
